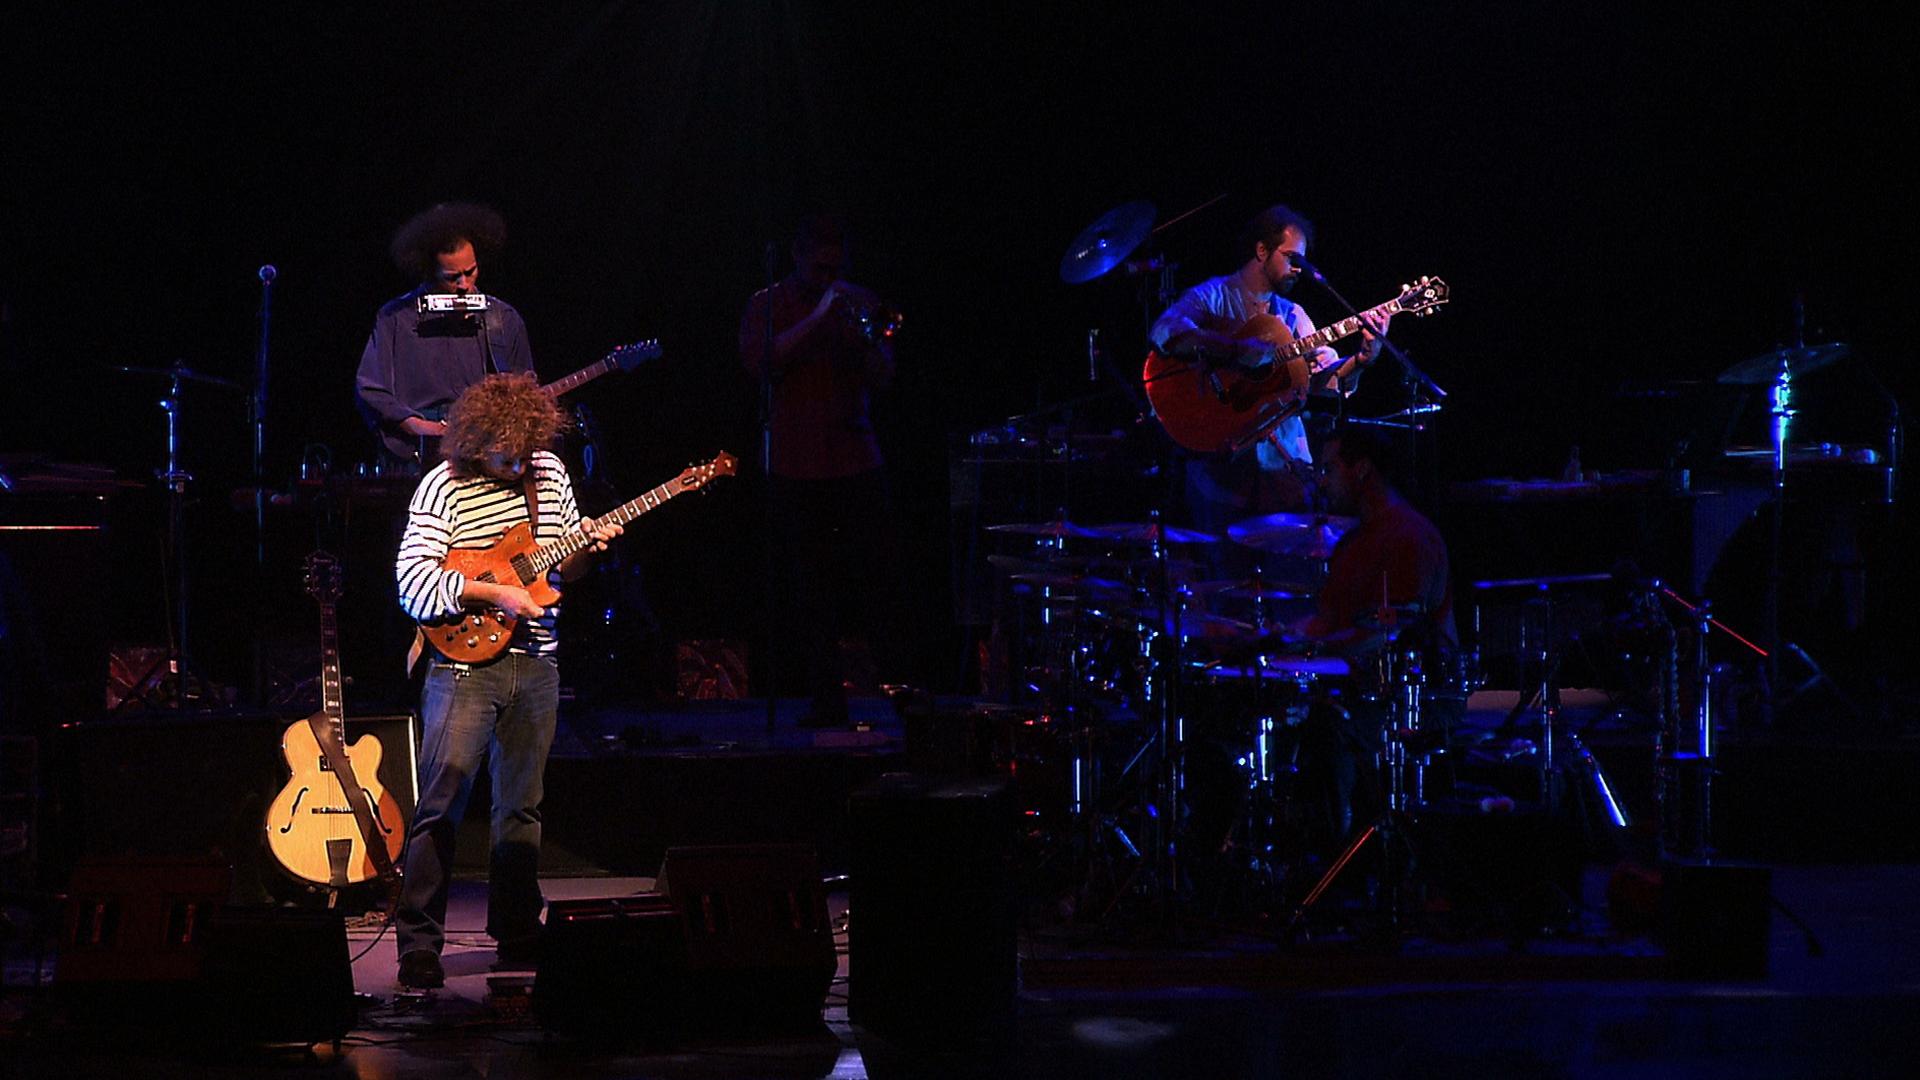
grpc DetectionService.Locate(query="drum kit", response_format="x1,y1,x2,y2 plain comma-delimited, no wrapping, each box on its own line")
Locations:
980,504,1482,935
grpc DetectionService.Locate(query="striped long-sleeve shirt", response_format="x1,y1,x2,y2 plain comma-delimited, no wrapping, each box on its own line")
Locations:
395,451,581,657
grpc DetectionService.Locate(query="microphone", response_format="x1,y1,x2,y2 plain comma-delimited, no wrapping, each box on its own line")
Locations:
1289,254,1325,282
258,265,277,283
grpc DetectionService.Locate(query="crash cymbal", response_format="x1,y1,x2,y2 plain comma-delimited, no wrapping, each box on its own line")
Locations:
985,519,1096,539
1083,521,1220,545
1716,342,1849,385
1059,200,1156,284
115,361,244,391
1226,512,1357,559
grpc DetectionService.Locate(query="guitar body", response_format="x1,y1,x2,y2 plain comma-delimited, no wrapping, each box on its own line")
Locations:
265,715,405,887
1142,278,1451,454
422,522,563,665
1144,312,1313,454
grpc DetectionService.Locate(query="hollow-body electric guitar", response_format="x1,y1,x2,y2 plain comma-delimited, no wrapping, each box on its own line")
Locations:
265,551,405,889
1143,277,1449,454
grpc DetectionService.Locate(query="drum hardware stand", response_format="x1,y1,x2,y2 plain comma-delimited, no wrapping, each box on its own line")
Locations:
1281,642,1425,942
1652,584,1770,860
1482,580,1631,829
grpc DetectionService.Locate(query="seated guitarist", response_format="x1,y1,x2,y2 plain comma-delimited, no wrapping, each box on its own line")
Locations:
355,201,537,475
1149,203,1389,543
391,373,621,990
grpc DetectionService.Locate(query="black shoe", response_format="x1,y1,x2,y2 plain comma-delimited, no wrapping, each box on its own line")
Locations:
492,938,540,971
397,949,445,989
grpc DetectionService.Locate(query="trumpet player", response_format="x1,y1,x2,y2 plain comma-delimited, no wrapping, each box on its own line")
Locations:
740,214,902,728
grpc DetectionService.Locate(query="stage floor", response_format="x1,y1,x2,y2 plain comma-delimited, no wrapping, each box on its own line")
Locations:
5,864,1917,1078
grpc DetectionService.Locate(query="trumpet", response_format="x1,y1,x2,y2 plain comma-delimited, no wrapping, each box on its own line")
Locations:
834,284,904,344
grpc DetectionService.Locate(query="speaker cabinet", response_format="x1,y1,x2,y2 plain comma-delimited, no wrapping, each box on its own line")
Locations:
848,773,1016,1041
533,843,835,1039
54,855,355,1045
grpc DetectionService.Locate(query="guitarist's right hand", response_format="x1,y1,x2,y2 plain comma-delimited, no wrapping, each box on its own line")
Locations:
401,416,449,437
461,580,548,619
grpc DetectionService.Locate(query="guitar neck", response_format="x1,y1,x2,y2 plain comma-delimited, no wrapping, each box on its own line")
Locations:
318,603,344,724
522,478,692,578
1285,297,1407,363
540,357,614,398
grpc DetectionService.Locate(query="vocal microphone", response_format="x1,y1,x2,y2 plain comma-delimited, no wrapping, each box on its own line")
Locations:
258,265,277,283
1288,254,1325,281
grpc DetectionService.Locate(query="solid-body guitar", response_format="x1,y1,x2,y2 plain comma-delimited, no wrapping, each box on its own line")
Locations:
1143,277,1448,454
409,338,663,468
421,453,738,665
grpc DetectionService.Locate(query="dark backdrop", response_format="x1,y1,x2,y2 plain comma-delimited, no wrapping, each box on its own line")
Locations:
4,3,1912,700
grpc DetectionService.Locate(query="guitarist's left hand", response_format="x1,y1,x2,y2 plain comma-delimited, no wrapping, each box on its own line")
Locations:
583,518,624,553
560,518,624,581
1354,309,1393,367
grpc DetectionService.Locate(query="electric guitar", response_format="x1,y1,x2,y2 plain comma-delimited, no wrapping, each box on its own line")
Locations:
265,552,406,889
407,338,664,467
420,452,739,664
1143,277,1449,454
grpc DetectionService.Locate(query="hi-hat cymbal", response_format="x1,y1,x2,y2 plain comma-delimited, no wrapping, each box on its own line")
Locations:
1059,200,1156,284
1083,521,1220,545
1717,342,1849,385
115,362,244,391
1008,571,1127,595
985,519,1096,539
986,552,1088,575
1226,512,1357,559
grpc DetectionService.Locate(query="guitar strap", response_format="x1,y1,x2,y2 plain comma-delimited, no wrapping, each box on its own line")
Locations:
307,712,400,886
406,468,542,676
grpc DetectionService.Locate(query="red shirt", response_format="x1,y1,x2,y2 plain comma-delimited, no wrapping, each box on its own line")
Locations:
739,279,890,480
1315,494,1457,648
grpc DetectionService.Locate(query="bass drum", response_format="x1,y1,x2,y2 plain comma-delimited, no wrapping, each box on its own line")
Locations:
1180,657,1349,874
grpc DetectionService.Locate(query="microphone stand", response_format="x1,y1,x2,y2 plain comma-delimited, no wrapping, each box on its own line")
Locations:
1298,261,1448,499
251,264,275,705
760,242,780,736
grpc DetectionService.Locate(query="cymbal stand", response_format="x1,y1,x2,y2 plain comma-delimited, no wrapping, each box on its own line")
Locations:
149,369,212,708
1762,333,1794,727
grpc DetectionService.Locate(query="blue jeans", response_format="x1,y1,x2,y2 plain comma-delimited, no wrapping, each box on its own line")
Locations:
396,652,559,958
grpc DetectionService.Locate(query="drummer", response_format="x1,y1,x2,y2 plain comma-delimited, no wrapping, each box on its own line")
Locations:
1292,426,1455,656
1287,425,1456,843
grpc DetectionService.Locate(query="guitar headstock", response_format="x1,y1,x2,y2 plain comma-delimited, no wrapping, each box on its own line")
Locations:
678,452,740,491
609,339,664,372
303,550,343,604
1396,276,1449,317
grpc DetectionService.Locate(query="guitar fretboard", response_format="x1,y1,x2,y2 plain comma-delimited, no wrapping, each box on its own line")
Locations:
510,478,693,582
541,357,614,398
1280,298,1408,362
318,605,343,726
